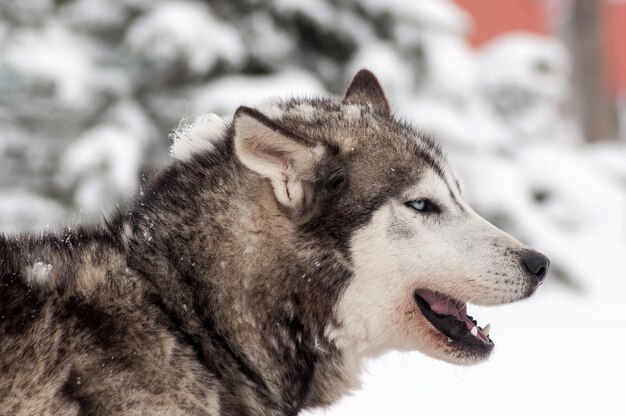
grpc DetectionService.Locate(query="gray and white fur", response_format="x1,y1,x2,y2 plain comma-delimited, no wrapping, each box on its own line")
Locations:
0,70,549,415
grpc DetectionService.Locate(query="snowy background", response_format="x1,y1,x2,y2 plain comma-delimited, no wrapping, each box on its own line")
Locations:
0,0,624,414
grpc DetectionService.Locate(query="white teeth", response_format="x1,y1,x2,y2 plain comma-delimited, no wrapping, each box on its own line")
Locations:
482,323,491,337
470,326,478,337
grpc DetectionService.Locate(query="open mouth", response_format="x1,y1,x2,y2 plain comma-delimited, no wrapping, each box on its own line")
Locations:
414,289,494,352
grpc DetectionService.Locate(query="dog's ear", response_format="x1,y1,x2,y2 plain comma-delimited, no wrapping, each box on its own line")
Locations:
233,106,323,212
342,69,390,116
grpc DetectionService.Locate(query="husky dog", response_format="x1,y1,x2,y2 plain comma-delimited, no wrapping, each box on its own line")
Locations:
0,70,549,415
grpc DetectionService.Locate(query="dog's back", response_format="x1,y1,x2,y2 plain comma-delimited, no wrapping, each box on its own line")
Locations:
0,229,220,415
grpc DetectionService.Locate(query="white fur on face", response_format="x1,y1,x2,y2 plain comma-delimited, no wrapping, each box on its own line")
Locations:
334,167,535,368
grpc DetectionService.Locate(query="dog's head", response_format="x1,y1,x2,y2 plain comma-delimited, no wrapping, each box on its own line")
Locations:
232,70,549,366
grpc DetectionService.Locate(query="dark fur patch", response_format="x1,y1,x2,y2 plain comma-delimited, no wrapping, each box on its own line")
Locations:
343,69,391,116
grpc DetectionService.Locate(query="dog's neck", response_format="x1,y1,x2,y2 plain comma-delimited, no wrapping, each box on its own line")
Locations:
123,145,361,414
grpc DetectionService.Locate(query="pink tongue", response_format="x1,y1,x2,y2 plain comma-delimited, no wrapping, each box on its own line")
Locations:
416,289,489,343
416,290,467,319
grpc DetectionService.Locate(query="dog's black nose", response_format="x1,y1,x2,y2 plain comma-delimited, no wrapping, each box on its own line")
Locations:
521,251,550,283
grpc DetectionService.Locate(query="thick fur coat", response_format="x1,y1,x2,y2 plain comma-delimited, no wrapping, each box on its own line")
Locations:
0,71,548,415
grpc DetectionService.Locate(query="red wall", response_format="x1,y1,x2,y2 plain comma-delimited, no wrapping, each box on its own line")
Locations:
455,0,548,46
603,2,626,93
455,0,626,94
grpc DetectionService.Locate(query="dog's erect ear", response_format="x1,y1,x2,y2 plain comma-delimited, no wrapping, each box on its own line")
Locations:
233,106,323,211
342,69,390,116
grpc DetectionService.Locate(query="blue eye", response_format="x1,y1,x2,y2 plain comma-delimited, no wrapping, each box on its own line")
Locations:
405,199,440,214
409,199,426,211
